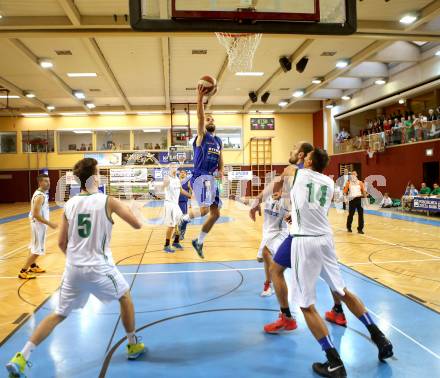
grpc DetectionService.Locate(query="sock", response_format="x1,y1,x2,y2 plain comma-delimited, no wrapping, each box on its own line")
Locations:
318,335,335,351
280,307,292,318
127,332,137,345
21,341,36,360
20,268,27,273
358,312,374,327
30,263,37,268
197,231,207,244
333,304,343,313
173,235,180,244
182,214,190,222
165,239,170,247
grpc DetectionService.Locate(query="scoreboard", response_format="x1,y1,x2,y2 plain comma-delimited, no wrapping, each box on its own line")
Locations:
250,118,275,130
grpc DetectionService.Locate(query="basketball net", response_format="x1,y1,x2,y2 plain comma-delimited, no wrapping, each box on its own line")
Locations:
215,32,262,73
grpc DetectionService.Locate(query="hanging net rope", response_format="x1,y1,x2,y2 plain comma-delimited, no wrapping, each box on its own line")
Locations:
215,32,262,73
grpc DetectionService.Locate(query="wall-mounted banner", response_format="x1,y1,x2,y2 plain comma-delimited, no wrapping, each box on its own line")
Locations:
228,171,253,181
84,153,122,166
413,196,440,212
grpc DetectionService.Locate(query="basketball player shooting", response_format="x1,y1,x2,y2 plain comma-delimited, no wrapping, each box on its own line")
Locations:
178,79,223,259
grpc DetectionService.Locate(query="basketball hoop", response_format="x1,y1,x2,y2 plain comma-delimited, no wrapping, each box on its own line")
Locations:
215,32,262,73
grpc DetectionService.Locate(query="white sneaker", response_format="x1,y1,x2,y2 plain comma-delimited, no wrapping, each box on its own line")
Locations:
260,285,273,297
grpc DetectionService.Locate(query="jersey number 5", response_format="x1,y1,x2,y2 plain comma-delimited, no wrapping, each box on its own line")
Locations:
78,214,91,238
306,183,328,207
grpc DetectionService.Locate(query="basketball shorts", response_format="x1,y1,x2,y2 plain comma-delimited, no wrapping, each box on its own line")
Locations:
55,264,130,317
290,235,346,308
273,235,293,268
257,231,289,259
190,174,222,208
29,221,48,255
163,201,183,227
178,201,188,215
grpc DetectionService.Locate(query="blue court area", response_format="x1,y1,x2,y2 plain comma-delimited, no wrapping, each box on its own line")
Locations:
1,260,439,377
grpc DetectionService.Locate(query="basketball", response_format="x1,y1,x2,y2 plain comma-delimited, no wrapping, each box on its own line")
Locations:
198,75,217,97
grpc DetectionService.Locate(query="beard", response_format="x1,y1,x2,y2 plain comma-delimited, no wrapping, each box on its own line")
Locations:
289,156,298,165
206,124,216,133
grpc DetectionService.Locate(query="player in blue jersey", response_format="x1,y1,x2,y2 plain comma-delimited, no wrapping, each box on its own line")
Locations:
178,85,224,258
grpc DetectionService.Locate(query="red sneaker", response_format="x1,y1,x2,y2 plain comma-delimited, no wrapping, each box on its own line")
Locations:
264,313,297,334
325,309,347,327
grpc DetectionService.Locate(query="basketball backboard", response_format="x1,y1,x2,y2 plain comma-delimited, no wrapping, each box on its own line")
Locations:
130,0,357,35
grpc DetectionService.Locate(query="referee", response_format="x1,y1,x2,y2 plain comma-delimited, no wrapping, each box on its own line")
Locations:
344,170,367,234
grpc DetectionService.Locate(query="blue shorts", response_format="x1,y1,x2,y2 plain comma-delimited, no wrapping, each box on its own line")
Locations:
190,174,222,208
273,235,293,268
178,201,188,215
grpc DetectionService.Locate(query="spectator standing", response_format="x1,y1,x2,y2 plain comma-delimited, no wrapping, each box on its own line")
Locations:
344,170,367,234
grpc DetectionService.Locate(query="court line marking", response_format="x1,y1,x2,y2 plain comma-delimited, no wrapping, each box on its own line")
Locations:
346,258,440,266
335,227,440,259
367,308,440,360
0,231,57,261
2,257,440,280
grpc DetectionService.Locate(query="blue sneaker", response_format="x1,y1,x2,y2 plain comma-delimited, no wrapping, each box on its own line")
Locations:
163,246,175,253
178,218,190,240
172,242,184,250
191,239,204,259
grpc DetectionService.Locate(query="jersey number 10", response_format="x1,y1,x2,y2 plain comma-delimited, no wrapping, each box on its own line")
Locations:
306,183,328,207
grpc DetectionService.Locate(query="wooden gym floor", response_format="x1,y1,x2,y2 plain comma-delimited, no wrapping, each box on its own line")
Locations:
0,199,439,347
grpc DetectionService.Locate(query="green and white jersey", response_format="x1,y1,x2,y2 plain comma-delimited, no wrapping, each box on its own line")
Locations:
289,169,334,236
64,192,114,267
29,189,49,223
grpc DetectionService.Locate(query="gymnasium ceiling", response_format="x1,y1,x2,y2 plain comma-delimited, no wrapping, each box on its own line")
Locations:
0,0,439,116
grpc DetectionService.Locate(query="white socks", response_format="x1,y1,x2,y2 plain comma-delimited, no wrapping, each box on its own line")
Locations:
182,214,190,222
127,331,137,345
21,341,36,360
198,231,208,244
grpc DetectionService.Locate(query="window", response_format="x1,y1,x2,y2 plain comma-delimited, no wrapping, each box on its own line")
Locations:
133,129,168,150
96,130,130,151
58,131,93,152
0,132,17,153
22,130,55,153
216,127,242,149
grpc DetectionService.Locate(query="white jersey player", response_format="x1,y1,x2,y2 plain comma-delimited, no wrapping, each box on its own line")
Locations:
18,174,58,280
6,158,145,377
163,164,191,253
257,192,289,296
287,149,393,378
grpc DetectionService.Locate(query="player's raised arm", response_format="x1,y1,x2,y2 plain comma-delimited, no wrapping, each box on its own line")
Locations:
249,166,296,221
108,196,142,229
196,85,208,146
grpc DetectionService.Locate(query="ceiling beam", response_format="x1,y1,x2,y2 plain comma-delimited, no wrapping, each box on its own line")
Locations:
158,1,171,111
287,0,440,109
57,0,82,26
206,55,229,110
0,76,47,111
242,39,314,111
83,38,132,111
7,38,91,112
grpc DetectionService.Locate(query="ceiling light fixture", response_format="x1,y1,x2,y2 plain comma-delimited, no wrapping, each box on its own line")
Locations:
67,73,97,77
73,130,92,133
46,105,55,111
278,100,289,107
400,13,418,25
292,89,305,98
375,79,387,85
0,95,20,99
235,72,264,76
435,50,440,56
99,111,125,116
312,78,323,84
398,99,406,104
142,129,161,133
59,113,88,117
325,102,335,109
341,95,352,100
85,101,96,109
39,59,53,69
22,113,49,117
336,59,350,68
24,91,36,98
73,90,86,99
